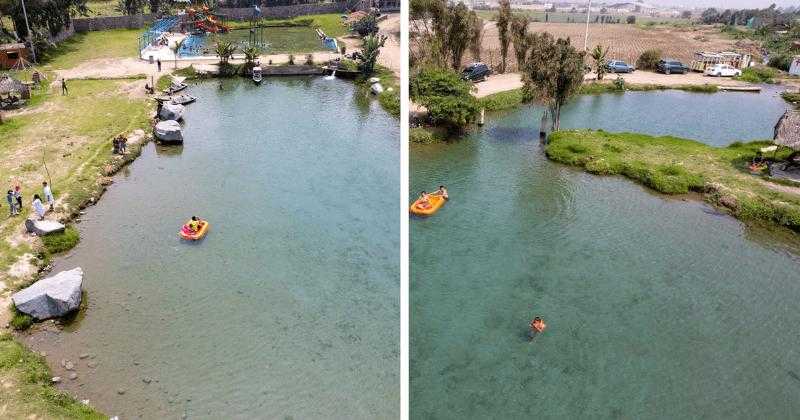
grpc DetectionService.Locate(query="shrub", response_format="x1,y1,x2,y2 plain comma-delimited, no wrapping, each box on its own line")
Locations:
410,68,473,100
768,54,792,71
10,304,33,331
352,14,379,37
338,58,358,71
626,15,636,24
613,76,626,91
736,66,777,84
411,68,480,131
41,226,79,255
378,90,400,118
287,54,295,65
636,49,662,71
305,54,314,65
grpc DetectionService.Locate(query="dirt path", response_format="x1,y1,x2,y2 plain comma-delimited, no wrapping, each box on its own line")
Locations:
340,13,401,77
472,70,760,98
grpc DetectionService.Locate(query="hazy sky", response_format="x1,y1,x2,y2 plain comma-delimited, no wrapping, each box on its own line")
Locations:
646,0,796,8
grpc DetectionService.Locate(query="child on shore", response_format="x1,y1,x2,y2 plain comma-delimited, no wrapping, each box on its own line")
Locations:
14,186,22,215
32,194,45,220
6,190,15,216
43,181,55,211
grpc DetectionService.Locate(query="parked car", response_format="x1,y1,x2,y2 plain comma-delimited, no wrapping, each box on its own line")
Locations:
462,63,491,82
657,59,690,74
704,63,742,77
606,60,635,73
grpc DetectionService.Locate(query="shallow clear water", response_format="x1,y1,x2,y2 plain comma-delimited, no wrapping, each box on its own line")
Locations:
27,77,399,419
410,90,800,419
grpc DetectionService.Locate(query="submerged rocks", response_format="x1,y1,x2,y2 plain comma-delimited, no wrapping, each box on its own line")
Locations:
24,219,65,236
159,102,186,121
154,120,183,143
11,267,83,320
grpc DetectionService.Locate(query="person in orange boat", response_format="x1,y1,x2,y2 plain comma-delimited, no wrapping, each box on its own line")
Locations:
416,191,432,209
433,185,449,200
187,216,200,232
529,317,546,339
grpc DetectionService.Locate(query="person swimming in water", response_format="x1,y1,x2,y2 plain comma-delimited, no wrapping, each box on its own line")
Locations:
529,317,546,339
433,185,448,200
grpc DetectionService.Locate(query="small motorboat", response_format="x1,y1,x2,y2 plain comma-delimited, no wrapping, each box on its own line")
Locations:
409,194,446,216
171,94,197,105
165,83,187,94
179,219,209,240
252,66,263,84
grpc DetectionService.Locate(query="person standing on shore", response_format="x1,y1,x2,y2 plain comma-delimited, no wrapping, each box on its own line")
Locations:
6,190,15,216
157,58,162,72
14,185,22,215
61,78,68,96
43,181,55,211
32,194,45,220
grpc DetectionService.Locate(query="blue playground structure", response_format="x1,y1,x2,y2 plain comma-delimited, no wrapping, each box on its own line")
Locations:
138,16,180,52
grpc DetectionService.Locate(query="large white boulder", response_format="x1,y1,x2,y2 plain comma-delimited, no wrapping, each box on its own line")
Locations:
12,267,83,320
158,102,185,121
25,219,65,236
154,120,183,143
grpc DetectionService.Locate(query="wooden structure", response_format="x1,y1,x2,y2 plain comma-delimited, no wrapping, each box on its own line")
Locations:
690,51,751,73
0,43,28,70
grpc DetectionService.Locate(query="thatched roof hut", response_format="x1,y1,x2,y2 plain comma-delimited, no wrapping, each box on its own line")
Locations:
774,110,800,151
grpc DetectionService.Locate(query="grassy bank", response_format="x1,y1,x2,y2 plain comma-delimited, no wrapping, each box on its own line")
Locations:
546,130,800,231
478,82,719,112
40,29,142,69
0,79,151,290
0,333,105,419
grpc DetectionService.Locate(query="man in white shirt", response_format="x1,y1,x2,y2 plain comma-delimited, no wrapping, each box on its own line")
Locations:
43,181,55,211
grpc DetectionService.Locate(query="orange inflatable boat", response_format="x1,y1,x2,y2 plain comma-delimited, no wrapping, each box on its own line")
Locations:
179,220,209,240
410,194,446,216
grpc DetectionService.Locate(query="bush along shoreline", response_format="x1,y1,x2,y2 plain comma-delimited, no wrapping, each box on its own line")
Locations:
545,130,800,232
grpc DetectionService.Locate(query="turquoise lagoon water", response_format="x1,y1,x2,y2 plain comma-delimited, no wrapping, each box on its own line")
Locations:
27,77,399,419
410,88,800,419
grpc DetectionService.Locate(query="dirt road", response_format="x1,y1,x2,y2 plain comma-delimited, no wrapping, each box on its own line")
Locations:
476,22,760,73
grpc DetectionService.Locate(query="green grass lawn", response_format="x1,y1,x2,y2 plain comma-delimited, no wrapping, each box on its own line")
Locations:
39,29,141,69
546,130,800,231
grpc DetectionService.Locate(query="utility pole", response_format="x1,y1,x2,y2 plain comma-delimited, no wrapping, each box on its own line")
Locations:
20,0,37,62
583,0,592,52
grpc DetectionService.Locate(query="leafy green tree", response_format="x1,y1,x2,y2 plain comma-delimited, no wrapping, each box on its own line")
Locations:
445,2,471,70
0,0,88,38
117,0,146,15
496,0,511,73
352,13,379,37
589,44,609,80
636,49,661,71
521,34,585,131
510,13,530,70
358,34,387,75
411,67,479,132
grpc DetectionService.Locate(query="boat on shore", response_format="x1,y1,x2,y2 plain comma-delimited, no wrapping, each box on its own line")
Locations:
252,66,263,84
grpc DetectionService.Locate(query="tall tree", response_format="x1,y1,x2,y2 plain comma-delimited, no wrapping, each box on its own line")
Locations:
589,44,609,80
496,0,511,73
510,13,530,71
446,2,471,70
118,0,147,15
468,11,483,61
521,34,585,131
1,0,88,38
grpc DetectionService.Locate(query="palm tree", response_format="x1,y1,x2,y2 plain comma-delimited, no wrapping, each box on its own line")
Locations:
243,45,260,72
214,40,237,65
358,34,387,76
590,44,609,80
